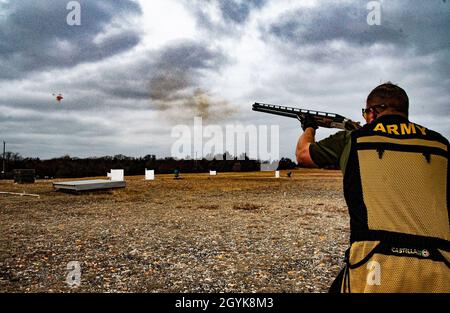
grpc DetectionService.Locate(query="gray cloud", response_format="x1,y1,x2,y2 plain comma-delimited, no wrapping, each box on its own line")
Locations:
383,0,450,54
0,0,142,80
219,0,266,24
184,0,267,36
267,2,403,47
266,0,449,53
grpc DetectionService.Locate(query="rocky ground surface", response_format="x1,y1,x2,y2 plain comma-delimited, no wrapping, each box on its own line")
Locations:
0,169,349,293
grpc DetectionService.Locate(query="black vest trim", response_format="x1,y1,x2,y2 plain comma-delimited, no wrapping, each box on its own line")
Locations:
350,230,450,251
347,241,449,269
355,142,448,158
343,133,369,236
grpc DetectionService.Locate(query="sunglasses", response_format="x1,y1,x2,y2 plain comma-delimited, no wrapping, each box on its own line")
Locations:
362,104,387,119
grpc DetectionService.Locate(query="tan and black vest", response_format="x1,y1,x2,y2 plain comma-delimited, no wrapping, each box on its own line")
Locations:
341,115,450,293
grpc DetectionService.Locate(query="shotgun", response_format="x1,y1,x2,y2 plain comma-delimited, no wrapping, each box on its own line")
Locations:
252,102,361,131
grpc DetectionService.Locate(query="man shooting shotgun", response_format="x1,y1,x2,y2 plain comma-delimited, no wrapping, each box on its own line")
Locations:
254,82,450,293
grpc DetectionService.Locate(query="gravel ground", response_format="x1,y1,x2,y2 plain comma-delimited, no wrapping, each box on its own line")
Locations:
0,169,350,293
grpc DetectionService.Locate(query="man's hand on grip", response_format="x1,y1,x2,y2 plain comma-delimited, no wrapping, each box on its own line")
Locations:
298,114,319,131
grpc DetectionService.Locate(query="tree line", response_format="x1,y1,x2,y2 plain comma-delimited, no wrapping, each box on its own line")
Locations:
0,152,297,179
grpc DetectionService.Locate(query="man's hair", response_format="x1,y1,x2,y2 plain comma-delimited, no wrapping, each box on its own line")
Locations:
367,82,409,115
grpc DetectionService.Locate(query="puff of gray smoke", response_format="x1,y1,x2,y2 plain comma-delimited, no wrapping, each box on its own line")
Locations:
149,73,236,123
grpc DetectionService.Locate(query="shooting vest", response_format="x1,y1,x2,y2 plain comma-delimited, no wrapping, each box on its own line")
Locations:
341,115,450,293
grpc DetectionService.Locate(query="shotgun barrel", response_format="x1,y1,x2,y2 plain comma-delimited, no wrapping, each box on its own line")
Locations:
252,102,361,131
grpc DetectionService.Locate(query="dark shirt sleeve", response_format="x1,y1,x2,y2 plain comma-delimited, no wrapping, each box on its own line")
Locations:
309,131,351,169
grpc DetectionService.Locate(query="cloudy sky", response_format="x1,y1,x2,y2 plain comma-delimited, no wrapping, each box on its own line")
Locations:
0,0,449,160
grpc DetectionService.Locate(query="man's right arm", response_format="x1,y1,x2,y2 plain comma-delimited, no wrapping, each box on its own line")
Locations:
298,130,351,170
296,128,318,168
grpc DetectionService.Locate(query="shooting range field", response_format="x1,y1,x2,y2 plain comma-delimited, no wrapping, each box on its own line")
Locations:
0,169,348,292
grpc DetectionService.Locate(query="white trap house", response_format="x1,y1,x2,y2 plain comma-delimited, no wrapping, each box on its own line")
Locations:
145,169,155,181
107,169,124,181
53,169,126,192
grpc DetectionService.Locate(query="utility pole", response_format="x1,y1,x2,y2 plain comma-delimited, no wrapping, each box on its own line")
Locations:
2,141,5,174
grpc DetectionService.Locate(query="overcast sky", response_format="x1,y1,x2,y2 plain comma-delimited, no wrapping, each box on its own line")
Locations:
0,0,449,160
